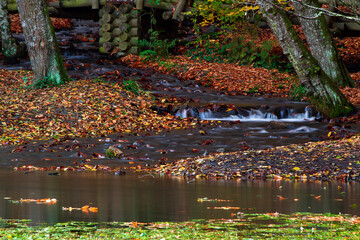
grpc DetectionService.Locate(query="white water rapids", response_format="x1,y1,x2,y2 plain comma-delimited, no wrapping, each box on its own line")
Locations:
175,106,319,122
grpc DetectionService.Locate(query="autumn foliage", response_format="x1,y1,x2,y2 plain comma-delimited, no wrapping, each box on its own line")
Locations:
10,14,72,34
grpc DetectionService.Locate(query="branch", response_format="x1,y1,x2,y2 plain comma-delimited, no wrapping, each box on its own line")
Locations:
253,0,360,23
292,0,360,24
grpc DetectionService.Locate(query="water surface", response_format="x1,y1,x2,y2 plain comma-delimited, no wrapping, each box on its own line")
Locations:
0,169,359,224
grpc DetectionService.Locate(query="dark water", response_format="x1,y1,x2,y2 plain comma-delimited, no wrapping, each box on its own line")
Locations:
0,169,359,224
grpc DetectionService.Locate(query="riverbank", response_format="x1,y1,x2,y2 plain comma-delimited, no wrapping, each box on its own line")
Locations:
2,63,360,182
0,69,198,145
118,55,360,105
151,134,360,182
1,213,359,239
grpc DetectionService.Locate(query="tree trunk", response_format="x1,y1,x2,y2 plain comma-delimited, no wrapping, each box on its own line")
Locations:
256,0,356,118
16,0,68,85
293,0,355,87
0,0,18,64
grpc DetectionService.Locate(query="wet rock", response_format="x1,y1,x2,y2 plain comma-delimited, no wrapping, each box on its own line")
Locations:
47,172,59,176
105,146,123,158
114,170,126,176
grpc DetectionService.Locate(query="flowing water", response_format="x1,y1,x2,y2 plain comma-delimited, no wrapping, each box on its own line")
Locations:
1,20,360,223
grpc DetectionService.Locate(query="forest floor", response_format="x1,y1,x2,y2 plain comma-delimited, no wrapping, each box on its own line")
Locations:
1,16,360,182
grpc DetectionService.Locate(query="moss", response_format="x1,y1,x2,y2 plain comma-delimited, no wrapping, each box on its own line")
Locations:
310,96,356,118
43,0,69,84
50,28,69,84
1,213,360,239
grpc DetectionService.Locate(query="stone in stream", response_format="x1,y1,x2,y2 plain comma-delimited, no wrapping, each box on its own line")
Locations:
114,170,126,176
106,146,123,158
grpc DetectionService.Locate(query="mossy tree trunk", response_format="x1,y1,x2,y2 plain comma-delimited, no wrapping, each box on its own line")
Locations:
293,0,355,87
16,0,68,85
0,0,18,64
256,0,356,118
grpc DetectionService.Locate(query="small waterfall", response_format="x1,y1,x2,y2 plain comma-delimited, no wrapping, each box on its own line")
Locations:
198,109,213,119
176,109,197,118
174,105,318,122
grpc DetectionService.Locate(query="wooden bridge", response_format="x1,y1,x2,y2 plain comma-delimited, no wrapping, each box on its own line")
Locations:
6,0,360,56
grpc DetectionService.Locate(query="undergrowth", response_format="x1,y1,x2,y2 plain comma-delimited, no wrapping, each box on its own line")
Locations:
122,79,141,95
186,34,293,72
23,76,70,89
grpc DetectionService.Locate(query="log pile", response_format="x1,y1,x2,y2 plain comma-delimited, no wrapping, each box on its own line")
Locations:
99,3,139,55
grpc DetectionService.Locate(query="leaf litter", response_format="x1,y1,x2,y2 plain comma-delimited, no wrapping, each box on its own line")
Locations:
1,20,360,184
0,69,197,145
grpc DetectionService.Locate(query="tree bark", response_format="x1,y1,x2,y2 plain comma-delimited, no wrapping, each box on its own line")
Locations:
256,0,356,118
16,0,68,85
293,0,355,87
0,0,18,64
172,0,186,21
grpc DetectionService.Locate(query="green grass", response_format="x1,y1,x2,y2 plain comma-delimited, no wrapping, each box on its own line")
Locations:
1,213,359,239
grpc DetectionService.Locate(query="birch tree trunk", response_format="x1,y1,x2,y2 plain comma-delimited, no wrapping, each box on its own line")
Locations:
293,0,355,87
16,0,68,86
0,0,18,64
256,0,355,118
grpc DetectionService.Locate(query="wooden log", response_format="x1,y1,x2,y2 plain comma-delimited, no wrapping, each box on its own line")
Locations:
112,10,121,19
129,27,139,36
48,7,59,15
119,32,130,42
333,22,360,31
128,46,139,55
99,29,104,36
104,4,116,13
136,0,144,10
119,4,133,14
102,13,113,23
102,32,112,42
112,37,121,45
103,42,114,52
102,23,114,32
119,14,128,23
176,14,185,22
345,23,360,31
99,46,109,54
120,23,130,32
99,37,106,46
112,28,122,37
99,18,104,26
130,37,139,46
130,9,139,18
113,18,122,27
91,0,99,9
173,0,186,21
162,11,172,20
113,51,127,58
129,18,138,27
119,42,130,51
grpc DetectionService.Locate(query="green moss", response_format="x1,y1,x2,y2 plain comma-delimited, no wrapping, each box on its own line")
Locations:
310,96,356,118
40,0,69,86
1,213,359,239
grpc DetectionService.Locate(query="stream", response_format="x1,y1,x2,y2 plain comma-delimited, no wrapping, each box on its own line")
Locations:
0,19,360,224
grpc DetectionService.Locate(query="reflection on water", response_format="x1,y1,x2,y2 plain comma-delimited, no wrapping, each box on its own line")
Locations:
0,169,359,224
